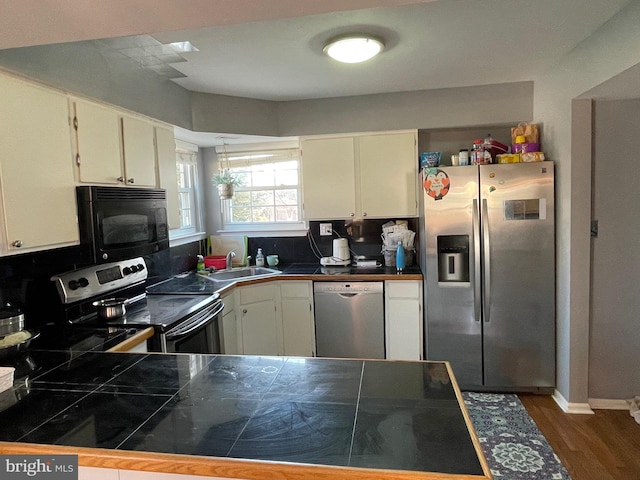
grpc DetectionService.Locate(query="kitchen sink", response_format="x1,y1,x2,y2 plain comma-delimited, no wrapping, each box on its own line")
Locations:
204,266,280,282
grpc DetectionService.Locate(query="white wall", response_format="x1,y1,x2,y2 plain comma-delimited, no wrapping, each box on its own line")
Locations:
533,0,640,404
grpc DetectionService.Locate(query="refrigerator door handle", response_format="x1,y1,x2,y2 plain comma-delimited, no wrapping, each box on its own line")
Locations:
482,198,491,323
473,198,482,323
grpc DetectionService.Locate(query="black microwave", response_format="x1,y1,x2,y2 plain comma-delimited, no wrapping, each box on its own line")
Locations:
76,186,169,264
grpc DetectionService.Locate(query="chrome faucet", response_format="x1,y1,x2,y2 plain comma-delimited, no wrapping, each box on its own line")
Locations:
225,250,236,269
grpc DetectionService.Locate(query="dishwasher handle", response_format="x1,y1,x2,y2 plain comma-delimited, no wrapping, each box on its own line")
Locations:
337,293,359,299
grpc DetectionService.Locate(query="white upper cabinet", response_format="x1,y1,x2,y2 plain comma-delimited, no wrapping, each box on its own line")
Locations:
359,132,418,218
300,136,357,220
301,130,417,220
72,99,123,184
0,74,79,254
121,115,156,187
72,98,158,187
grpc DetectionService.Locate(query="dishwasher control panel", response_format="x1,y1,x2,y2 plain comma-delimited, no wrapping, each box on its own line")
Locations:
313,282,383,295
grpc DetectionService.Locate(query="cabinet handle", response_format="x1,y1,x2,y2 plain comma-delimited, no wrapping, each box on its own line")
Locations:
363,212,367,217
75,154,81,166
242,309,247,314
127,178,135,184
350,213,355,217
117,177,125,183
11,240,23,248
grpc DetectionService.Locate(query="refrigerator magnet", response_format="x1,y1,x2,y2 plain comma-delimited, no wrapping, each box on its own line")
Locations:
423,168,450,200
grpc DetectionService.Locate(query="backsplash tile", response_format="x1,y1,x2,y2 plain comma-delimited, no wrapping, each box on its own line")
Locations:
247,219,417,266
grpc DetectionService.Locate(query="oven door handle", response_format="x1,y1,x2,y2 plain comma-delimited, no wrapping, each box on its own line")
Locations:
164,301,224,340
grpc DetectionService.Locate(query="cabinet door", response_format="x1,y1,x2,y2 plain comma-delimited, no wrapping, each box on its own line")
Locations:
300,137,356,219
280,281,315,357
121,115,157,187
0,75,78,253
240,300,278,355
359,132,418,217
220,292,240,354
155,126,180,230
281,298,315,357
386,298,422,360
73,99,123,184
385,280,422,360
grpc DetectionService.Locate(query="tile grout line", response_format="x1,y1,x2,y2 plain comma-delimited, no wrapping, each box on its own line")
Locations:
224,357,287,457
116,354,219,449
347,361,365,465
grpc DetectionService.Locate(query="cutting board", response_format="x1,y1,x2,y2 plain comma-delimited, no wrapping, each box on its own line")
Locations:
208,235,248,267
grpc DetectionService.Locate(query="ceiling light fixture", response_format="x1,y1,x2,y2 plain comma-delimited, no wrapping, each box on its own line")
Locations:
323,35,384,64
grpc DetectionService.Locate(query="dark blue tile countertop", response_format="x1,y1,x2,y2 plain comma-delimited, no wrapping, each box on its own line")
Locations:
0,352,483,477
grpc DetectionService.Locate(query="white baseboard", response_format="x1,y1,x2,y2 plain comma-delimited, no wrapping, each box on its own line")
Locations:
553,389,595,414
588,398,631,410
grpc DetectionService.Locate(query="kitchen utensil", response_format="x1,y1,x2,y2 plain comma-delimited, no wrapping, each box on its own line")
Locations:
0,330,39,360
0,304,24,337
92,298,129,319
267,255,279,266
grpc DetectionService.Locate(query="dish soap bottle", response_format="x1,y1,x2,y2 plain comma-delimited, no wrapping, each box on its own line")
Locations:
196,255,205,273
256,248,265,267
396,241,405,272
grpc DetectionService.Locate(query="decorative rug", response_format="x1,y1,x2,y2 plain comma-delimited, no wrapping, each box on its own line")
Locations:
463,392,572,479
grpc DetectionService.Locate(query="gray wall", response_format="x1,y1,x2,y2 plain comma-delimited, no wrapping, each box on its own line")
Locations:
589,99,640,400
277,82,532,136
0,40,532,139
534,0,640,404
0,42,193,128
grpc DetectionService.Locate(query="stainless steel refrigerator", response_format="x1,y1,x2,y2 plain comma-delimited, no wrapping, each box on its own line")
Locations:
420,161,555,390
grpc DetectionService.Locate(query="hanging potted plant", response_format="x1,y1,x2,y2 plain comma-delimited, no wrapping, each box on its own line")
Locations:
213,141,242,200
212,169,242,200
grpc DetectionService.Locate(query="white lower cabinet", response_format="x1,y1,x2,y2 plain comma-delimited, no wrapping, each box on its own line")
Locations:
385,280,423,360
229,281,316,357
280,281,315,357
219,291,239,354
237,284,281,356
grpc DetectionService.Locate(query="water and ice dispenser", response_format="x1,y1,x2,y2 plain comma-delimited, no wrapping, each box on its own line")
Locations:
437,235,469,283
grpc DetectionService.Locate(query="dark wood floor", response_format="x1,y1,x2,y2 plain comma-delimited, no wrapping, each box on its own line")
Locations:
519,394,640,480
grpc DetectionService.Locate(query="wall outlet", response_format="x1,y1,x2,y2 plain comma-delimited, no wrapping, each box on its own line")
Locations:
320,223,333,236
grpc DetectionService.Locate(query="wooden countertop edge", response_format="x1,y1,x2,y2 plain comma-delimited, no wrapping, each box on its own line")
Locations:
446,361,493,480
106,327,154,353
0,442,490,480
215,272,423,292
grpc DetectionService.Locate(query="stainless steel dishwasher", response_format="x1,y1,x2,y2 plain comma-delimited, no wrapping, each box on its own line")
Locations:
313,282,385,359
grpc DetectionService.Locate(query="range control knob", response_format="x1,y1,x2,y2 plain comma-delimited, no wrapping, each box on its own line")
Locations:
130,264,139,273
68,277,89,290
136,263,145,272
122,267,132,276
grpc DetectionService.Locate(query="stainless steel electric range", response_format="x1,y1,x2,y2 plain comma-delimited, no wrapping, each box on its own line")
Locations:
48,257,223,354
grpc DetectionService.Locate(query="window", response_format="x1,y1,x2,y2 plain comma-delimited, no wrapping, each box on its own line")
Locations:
219,147,304,232
175,147,200,236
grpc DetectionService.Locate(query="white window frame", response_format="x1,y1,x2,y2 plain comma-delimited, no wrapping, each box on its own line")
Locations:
216,142,307,235
173,143,203,240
